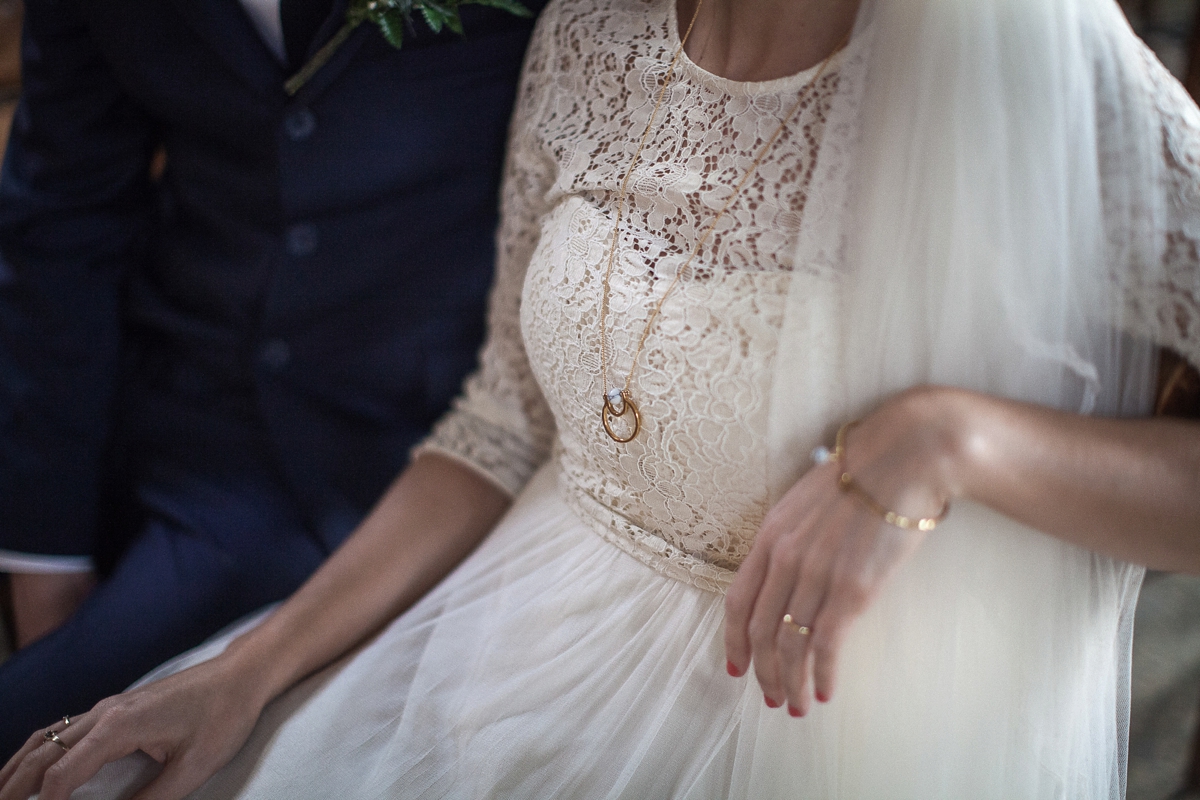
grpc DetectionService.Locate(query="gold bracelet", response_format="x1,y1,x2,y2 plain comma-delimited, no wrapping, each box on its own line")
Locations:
813,421,950,532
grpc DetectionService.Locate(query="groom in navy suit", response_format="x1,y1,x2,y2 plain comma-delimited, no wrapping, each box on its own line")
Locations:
0,0,544,755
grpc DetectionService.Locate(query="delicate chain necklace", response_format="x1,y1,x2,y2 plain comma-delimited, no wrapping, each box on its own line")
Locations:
598,3,848,443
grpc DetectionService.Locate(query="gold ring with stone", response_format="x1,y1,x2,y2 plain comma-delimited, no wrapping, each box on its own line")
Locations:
782,614,811,636
43,729,70,752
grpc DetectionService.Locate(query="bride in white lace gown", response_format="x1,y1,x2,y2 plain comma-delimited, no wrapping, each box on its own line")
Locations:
5,0,1200,797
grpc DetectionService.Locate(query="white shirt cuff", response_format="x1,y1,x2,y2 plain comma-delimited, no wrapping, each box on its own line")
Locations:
0,549,94,574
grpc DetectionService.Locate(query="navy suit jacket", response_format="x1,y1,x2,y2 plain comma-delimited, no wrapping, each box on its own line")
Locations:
0,0,545,559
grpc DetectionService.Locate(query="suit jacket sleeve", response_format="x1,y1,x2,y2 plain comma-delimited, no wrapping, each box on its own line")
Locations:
0,0,155,557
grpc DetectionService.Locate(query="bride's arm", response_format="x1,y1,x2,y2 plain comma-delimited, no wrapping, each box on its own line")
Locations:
724,383,1200,719
935,386,1200,570
0,453,508,800
226,451,512,713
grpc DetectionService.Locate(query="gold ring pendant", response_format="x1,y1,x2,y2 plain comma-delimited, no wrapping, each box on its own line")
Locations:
601,390,641,443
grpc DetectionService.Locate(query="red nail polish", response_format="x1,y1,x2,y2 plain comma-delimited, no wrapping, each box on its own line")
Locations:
726,660,742,677
788,705,803,718
764,695,781,709
816,690,829,703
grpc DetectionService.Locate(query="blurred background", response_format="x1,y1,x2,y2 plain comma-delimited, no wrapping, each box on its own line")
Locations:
0,1,1195,797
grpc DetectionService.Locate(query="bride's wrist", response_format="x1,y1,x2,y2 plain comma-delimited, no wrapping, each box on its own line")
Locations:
214,628,298,713
885,384,978,503
912,385,1001,504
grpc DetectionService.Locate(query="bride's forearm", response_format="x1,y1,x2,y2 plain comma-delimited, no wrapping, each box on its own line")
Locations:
931,387,1200,572
215,453,511,709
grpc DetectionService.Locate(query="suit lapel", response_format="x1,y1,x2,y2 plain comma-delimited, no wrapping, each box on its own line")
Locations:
168,0,372,101
167,0,283,96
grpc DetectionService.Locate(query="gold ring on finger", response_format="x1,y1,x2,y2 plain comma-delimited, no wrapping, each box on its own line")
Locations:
62,715,72,727
43,729,70,753
782,614,811,636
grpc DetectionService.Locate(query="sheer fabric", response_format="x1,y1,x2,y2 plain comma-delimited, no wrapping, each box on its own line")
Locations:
65,0,1200,797
766,3,1199,794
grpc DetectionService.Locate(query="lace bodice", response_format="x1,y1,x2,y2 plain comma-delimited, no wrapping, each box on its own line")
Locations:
420,0,1200,592
1115,41,1200,366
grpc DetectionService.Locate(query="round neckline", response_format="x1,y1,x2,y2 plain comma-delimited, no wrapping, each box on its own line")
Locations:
664,0,843,96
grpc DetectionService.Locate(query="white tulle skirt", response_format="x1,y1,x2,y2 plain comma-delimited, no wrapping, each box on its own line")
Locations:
74,462,1142,800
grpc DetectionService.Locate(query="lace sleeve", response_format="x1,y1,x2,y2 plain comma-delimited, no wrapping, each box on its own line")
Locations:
413,6,559,496
1115,42,1200,372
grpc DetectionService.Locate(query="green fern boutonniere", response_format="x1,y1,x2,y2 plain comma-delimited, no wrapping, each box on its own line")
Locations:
285,0,532,95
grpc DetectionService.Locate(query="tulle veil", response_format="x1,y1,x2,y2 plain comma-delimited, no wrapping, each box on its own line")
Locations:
764,0,1167,795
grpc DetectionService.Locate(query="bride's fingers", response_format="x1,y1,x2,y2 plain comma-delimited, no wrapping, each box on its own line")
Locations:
775,519,846,716
775,498,876,715
0,738,65,800
724,538,770,677
748,529,818,706
38,714,141,800
777,579,827,717
0,726,51,788
730,478,827,682
809,597,855,707
0,713,92,800
805,521,911,708
0,712,93,800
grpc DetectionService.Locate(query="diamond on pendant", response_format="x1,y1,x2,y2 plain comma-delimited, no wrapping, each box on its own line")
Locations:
811,445,832,465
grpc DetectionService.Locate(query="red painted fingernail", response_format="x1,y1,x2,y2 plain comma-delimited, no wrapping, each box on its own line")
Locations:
788,705,803,718
816,690,830,703
726,661,742,677
764,695,781,709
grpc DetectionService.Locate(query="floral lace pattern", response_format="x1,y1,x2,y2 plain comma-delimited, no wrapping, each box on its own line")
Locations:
422,0,835,589
1115,41,1200,370
420,0,1200,591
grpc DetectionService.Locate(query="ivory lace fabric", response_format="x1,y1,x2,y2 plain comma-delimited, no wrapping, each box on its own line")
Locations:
66,1,1200,798
1116,39,1200,366
422,0,843,591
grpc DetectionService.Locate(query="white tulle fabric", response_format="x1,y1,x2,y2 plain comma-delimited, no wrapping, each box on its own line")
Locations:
766,2,1199,796
65,0,1200,798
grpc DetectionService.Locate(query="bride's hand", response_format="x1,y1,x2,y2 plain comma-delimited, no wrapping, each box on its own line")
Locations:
0,653,265,800
723,387,961,717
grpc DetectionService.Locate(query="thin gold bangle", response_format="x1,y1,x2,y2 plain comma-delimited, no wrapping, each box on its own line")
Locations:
820,421,950,532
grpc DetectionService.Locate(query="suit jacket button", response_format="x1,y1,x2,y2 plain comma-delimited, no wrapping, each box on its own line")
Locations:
259,339,291,372
285,223,318,257
284,107,316,141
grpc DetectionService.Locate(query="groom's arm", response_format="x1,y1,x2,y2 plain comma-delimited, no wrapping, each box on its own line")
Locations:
0,0,157,639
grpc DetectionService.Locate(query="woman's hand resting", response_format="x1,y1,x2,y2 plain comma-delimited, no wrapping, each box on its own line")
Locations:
0,455,512,800
724,387,961,717
0,653,265,800
725,380,1200,717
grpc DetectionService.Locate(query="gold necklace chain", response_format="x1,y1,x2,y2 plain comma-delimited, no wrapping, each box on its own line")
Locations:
599,4,848,443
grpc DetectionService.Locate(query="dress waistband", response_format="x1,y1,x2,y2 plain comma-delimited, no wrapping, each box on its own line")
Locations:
559,475,735,595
